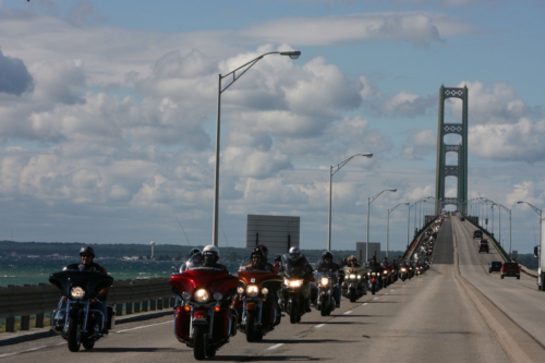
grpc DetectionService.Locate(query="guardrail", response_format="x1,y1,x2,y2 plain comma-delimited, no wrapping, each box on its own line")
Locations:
0,277,174,333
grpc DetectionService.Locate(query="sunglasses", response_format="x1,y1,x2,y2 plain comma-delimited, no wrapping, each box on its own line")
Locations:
80,254,92,258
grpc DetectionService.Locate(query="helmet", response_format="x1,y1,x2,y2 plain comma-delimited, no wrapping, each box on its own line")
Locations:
79,246,95,258
348,255,357,263
322,251,333,261
289,246,301,260
189,248,201,257
203,245,220,260
256,244,269,260
251,247,264,260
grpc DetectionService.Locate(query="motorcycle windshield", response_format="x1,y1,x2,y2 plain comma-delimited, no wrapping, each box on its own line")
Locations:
280,255,307,279
184,252,205,270
343,266,367,276
49,270,113,298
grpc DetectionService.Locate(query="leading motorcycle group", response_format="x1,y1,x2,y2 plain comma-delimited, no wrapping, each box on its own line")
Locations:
48,244,414,359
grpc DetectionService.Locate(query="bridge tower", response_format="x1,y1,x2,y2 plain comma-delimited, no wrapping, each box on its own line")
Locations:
435,85,468,214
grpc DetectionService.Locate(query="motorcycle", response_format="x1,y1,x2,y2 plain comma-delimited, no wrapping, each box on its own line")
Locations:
314,270,338,316
278,254,313,324
169,254,239,360
399,266,409,281
341,266,367,302
367,266,384,295
49,269,114,352
233,269,283,342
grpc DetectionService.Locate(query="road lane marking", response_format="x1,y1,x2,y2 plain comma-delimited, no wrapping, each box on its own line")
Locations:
314,324,326,328
373,297,379,300
0,342,64,358
267,343,284,350
116,320,171,333
362,303,368,306
343,310,353,315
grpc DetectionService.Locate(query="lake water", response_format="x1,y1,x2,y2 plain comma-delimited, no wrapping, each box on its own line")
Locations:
0,256,243,287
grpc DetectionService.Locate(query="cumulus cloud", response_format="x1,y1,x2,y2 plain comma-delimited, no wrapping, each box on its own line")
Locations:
402,129,436,160
242,12,472,46
0,47,34,96
469,118,545,162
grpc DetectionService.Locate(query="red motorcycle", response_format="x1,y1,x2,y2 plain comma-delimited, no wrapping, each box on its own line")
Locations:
233,269,283,342
169,253,239,360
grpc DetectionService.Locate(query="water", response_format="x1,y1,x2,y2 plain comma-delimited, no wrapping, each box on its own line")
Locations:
0,256,243,287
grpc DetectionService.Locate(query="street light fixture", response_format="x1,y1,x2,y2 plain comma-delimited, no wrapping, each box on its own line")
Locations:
212,50,301,246
386,202,409,258
328,153,373,251
366,188,397,262
517,200,542,255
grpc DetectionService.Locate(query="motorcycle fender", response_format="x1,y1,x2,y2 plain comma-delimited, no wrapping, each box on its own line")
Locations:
371,278,376,283
192,318,208,325
245,302,256,311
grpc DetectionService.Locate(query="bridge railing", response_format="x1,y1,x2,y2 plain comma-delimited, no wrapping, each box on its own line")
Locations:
0,277,173,333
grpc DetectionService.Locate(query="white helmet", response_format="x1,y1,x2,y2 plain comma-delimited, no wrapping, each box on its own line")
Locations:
289,246,301,260
203,245,220,259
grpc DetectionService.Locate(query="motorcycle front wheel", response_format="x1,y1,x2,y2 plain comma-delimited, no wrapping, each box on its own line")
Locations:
289,302,298,324
245,311,257,342
349,290,357,303
193,325,207,361
67,316,81,352
320,296,330,316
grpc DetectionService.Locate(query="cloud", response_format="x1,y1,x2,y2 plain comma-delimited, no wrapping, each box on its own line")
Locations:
241,12,472,46
0,47,34,96
402,129,436,160
469,117,545,162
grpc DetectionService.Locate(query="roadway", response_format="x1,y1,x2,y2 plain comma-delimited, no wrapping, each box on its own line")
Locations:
1,217,544,362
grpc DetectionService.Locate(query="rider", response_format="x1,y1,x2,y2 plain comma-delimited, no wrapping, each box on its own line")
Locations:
60,246,110,333
280,247,316,311
345,255,361,267
202,245,228,272
315,251,341,308
256,244,276,272
245,248,273,272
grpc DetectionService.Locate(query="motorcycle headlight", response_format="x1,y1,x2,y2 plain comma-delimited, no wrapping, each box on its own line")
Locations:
349,274,356,279
237,286,244,294
70,287,85,300
261,287,269,296
371,272,376,276
285,278,303,288
320,277,329,286
383,270,388,275
194,289,210,303
246,284,259,297
401,268,407,272
357,275,362,279
213,292,223,301
182,291,191,301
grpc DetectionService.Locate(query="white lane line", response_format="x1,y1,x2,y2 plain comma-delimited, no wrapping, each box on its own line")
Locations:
267,343,284,350
373,297,379,301
362,303,368,306
0,342,64,358
343,310,353,315
116,320,171,333
314,324,326,328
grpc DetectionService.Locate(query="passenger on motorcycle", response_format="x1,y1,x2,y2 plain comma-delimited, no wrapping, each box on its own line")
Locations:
316,251,341,308
179,248,201,273
246,248,273,272
57,246,109,333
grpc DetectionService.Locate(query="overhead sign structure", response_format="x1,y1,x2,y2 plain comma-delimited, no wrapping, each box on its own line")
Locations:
246,215,300,255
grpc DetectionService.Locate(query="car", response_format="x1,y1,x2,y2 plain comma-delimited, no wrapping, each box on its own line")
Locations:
459,216,465,221
489,261,502,273
479,239,489,253
500,262,520,279
473,230,483,239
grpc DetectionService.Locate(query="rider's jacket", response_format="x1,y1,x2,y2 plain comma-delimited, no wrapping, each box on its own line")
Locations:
316,261,340,273
245,262,273,272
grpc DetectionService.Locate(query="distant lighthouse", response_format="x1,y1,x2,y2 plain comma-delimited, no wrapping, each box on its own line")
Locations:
150,241,155,260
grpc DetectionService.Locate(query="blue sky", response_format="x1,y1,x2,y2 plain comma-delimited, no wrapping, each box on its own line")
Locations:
0,0,543,255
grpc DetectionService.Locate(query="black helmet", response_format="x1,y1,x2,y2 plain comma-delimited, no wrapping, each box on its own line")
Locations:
256,244,269,260
289,246,301,260
251,248,264,260
79,246,95,258
322,251,333,261
189,248,201,257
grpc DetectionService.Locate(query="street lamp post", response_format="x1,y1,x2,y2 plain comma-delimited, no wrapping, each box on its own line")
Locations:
517,200,542,254
328,153,373,251
386,203,409,258
366,188,397,262
212,50,301,246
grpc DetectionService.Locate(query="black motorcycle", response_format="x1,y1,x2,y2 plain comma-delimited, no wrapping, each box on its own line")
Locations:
341,266,367,302
279,255,313,324
314,270,338,316
49,269,114,352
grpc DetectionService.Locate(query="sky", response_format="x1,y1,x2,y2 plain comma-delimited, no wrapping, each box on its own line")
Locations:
0,0,544,255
